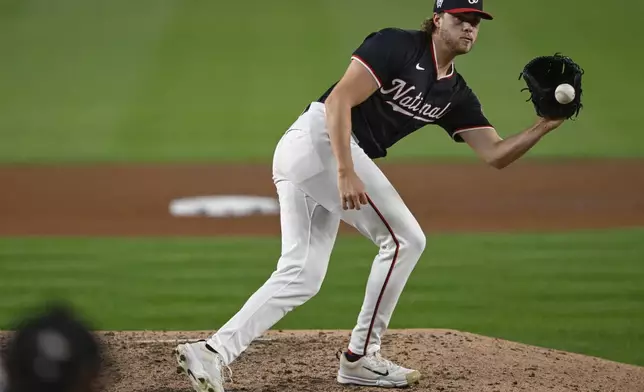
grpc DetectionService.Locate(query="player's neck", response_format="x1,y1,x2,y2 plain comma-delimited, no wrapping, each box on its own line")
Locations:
431,34,455,77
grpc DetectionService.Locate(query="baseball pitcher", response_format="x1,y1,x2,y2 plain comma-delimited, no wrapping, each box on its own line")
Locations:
175,0,584,391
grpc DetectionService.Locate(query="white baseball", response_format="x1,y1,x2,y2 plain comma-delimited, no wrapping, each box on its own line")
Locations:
555,83,575,104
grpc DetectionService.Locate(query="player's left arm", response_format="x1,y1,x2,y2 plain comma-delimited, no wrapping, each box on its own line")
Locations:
437,87,564,169
460,118,562,169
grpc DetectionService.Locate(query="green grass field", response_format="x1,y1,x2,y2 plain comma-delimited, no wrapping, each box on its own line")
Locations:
0,0,643,163
1,229,643,366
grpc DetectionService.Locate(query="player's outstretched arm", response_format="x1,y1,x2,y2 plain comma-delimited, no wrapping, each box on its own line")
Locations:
324,60,379,210
459,117,564,169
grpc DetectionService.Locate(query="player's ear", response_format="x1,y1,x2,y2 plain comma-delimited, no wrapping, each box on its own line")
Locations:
432,12,443,29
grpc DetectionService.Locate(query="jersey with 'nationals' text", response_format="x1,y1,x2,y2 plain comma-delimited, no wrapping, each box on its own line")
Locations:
317,27,493,159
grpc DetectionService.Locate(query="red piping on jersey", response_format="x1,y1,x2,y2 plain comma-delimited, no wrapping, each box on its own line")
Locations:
454,125,494,132
452,125,494,141
351,55,383,88
363,194,399,356
430,41,455,80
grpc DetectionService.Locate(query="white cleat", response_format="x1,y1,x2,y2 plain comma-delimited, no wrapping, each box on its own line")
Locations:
175,340,229,392
337,346,421,388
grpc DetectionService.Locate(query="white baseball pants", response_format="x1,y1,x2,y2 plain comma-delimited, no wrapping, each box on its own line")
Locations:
207,102,426,364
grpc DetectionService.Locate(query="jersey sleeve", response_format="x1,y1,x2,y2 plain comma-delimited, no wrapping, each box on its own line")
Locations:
436,86,494,142
351,28,415,88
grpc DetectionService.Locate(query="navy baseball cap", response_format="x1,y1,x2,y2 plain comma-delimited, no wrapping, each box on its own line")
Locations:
2,303,102,392
434,0,493,20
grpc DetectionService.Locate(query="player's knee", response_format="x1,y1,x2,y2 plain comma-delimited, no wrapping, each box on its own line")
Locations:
294,280,323,302
399,226,426,260
294,264,327,300
305,277,325,298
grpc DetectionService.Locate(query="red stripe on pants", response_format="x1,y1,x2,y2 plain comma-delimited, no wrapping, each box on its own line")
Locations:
363,195,399,355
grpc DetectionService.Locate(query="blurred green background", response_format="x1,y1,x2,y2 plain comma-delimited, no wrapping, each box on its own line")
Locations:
1,0,643,163
0,0,643,369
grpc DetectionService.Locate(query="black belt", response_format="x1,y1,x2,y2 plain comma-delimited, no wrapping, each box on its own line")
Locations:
301,102,364,146
302,101,321,114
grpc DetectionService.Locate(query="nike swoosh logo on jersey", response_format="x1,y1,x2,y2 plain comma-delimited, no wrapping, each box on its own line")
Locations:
416,63,425,71
362,366,389,376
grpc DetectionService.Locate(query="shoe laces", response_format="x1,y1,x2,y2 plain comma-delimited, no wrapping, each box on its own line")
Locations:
213,351,234,383
366,350,400,371
223,364,234,384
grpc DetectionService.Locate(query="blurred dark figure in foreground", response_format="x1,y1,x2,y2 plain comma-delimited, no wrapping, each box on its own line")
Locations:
1,303,102,392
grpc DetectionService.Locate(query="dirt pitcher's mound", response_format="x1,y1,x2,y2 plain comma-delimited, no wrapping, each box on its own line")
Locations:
82,330,643,392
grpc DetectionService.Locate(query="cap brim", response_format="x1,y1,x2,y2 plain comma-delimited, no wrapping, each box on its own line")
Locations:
445,8,494,20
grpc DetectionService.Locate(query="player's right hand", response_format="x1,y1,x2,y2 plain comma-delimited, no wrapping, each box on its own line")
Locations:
338,170,368,210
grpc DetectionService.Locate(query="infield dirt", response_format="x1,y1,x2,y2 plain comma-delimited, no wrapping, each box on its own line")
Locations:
1,160,643,236
2,329,642,392
1,160,643,391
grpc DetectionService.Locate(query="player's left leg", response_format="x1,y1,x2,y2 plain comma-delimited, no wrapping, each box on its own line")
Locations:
340,162,426,356
298,102,425,387
334,145,425,388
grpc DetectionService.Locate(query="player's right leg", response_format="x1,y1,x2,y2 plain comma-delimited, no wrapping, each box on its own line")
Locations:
175,107,341,392
204,179,340,364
